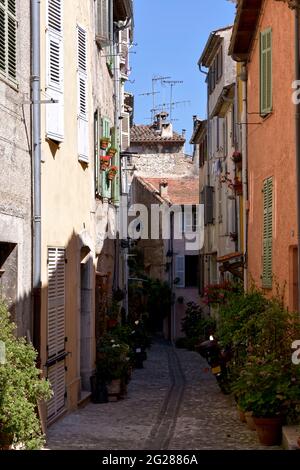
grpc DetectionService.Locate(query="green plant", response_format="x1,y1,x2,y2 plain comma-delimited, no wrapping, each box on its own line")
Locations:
96,334,130,383
181,302,216,346
0,301,52,449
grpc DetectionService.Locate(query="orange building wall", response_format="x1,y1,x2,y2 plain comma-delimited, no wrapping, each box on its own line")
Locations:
247,0,297,308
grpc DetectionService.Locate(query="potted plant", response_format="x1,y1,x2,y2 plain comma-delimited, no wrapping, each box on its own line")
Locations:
0,301,52,450
100,137,110,150
106,147,117,157
233,177,243,196
100,155,111,170
107,165,118,181
231,151,242,164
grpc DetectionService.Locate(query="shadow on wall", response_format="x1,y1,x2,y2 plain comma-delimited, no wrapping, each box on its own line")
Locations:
0,230,116,428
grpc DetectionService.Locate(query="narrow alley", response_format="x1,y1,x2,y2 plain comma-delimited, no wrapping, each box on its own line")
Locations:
46,341,279,451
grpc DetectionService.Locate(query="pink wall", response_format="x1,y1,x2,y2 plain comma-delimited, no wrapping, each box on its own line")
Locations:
247,0,297,308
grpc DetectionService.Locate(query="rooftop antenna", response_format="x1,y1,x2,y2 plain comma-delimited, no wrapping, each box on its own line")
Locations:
152,75,171,121
162,80,183,121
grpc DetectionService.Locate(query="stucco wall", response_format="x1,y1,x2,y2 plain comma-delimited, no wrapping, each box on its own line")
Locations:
247,0,296,307
0,0,32,337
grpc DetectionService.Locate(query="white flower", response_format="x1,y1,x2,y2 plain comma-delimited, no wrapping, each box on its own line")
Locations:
135,320,139,325
111,339,115,343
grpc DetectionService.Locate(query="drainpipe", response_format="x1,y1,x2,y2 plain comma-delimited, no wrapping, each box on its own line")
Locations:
31,0,42,357
240,64,248,292
199,64,211,288
295,7,300,311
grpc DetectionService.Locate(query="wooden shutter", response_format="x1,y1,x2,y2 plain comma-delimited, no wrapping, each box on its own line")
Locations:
175,256,185,288
262,177,273,288
121,112,130,151
184,206,193,234
94,109,102,195
101,117,112,199
96,0,110,46
77,25,89,162
0,0,17,81
260,28,272,116
111,127,120,205
47,361,65,422
204,185,214,225
46,0,64,142
47,247,66,358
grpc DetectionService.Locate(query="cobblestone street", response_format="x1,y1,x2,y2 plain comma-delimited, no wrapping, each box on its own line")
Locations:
46,341,281,450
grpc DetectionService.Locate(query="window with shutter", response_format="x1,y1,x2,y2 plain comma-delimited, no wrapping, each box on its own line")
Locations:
260,28,272,116
94,109,101,195
96,0,111,47
175,256,185,288
262,177,273,288
121,112,130,151
46,0,64,142
111,126,120,205
101,117,112,199
0,0,17,83
77,25,89,163
47,247,66,358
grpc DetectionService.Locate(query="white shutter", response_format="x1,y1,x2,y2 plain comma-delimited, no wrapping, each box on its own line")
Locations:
184,206,193,235
121,112,130,151
175,256,185,288
47,247,65,358
77,25,89,163
46,0,64,142
47,361,66,422
0,0,17,81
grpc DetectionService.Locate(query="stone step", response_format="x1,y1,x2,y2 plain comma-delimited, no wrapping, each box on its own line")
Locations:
282,425,300,450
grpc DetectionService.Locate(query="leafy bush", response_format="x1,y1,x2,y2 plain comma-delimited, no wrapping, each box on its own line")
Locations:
180,302,216,349
0,301,52,449
96,333,130,383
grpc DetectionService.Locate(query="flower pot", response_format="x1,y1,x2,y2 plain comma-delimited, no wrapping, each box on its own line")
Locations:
253,416,282,446
245,411,256,431
107,378,121,401
107,172,116,181
100,162,109,171
106,147,117,157
232,151,242,164
90,375,108,404
0,428,13,450
100,139,110,150
237,407,246,423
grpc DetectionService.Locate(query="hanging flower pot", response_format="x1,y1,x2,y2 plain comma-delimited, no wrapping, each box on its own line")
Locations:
107,166,118,181
232,151,242,164
100,137,110,150
100,155,111,171
233,178,243,196
106,147,117,157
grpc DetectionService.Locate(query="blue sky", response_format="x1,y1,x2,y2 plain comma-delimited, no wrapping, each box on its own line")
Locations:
126,0,235,154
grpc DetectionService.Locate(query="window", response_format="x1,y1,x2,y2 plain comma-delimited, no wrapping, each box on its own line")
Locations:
0,0,17,83
175,256,185,288
46,0,64,142
185,256,199,288
260,28,272,116
96,0,111,47
77,25,89,162
262,177,273,288
183,205,197,234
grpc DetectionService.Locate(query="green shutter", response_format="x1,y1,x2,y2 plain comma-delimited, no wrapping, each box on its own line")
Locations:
101,117,112,199
260,28,272,116
262,177,273,288
111,127,120,205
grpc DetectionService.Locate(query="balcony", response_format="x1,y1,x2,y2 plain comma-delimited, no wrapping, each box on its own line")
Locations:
114,0,133,22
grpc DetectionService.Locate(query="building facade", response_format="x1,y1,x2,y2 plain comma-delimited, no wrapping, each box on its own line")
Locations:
230,0,297,308
0,0,32,337
39,0,133,424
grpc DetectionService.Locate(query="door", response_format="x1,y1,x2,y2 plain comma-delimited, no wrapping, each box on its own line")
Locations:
46,247,66,423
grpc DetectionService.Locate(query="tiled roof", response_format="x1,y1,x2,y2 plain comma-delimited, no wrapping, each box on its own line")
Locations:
130,125,186,144
138,177,199,205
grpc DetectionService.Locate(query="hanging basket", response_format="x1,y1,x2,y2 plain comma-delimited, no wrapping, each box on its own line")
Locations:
100,155,111,171
107,166,118,181
100,138,110,150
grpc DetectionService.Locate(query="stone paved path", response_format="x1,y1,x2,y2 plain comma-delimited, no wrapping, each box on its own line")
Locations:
46,340,281,450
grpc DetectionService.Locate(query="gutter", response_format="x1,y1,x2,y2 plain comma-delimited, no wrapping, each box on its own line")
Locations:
31,0,42,357
240,64,248,291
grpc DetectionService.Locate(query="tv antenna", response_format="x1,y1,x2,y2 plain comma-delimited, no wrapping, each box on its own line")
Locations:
162,80,183,121
151,75,171,120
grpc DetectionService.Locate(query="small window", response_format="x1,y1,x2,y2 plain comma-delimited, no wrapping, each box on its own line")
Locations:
260,28,272,116
185,256,199,288
0,0,17,83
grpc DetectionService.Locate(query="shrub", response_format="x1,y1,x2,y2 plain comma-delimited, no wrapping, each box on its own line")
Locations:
0,301,52,449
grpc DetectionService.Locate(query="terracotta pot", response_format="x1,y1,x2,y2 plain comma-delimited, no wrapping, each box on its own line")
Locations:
238,408,246,423
253,416,282,446
107,172,116,181
107,378,121,401
100,139,110,150
107,148,117,157
245,411,256,431
100,162,109,171
0,430,13,450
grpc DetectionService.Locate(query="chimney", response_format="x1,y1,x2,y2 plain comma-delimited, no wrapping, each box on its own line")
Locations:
182,129,186,138
159,179,168,198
